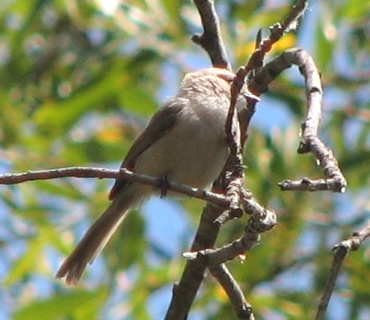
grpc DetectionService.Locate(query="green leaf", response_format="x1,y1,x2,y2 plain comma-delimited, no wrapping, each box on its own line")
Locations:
315,18,335,72
14,289,108,320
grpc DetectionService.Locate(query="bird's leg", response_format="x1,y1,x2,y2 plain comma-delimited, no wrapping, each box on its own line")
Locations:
158,174,170,198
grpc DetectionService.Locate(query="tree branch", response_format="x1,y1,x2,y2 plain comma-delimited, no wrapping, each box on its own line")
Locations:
2,1,347,319
164,68,259,319
164,203,223,320
248,48,346,192
184,192,276,267
0,167,232,208
219,68,260,225
315,221,370,320
192,0,231,70
209,264,255,320
166,1,311,319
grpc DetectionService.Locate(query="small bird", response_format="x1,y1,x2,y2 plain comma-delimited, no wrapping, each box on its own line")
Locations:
56,68,247,285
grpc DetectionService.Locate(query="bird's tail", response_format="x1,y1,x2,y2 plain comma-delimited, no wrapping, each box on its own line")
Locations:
56,188,142,285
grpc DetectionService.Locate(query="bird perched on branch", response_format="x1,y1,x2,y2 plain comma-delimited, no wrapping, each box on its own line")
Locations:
56,68,247,285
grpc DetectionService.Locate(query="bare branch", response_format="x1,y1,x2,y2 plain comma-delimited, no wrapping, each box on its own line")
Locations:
169,2,309,318
0,167,232,208
221,69,256,223
165,203,223,320
248,48,346,192
241,0,308,81
192,0,231,69
184,199,276,266
271,0,308,41
165,57,259,320
217,0,309,223
0,0,354,319
209,264,255,320
315,221,370,320
165,2,262,315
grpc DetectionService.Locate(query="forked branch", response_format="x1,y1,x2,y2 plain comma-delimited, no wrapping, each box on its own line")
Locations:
315,222,370,320
249,48,347,192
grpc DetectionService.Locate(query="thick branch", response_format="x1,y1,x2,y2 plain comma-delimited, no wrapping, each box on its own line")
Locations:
164,203,223,320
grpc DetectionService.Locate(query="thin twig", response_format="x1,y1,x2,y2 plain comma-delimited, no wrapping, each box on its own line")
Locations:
209,264,255,320
315,221,370,320
271,0,308,41
248,48,346,192
217,0,310,223
184,198,276,266
224,67,244,215
0,167,232,208
219,69,257,224
242,0,308,91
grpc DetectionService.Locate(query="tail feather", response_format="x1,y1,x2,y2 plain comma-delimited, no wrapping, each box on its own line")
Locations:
56,189,140,285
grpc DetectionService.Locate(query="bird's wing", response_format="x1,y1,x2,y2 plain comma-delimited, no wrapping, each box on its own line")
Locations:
108,98,187,200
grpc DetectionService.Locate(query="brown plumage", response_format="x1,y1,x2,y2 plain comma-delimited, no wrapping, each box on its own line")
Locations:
56,68,245,285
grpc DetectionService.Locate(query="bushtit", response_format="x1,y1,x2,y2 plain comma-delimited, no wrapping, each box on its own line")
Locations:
56,68,246,285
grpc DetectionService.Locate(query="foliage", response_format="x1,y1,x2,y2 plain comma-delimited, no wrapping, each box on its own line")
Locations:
0,0,369,319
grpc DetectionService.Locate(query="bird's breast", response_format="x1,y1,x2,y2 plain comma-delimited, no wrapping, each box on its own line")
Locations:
134,101,229,192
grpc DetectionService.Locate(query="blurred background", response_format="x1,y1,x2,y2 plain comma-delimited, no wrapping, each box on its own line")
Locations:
0,0,369,319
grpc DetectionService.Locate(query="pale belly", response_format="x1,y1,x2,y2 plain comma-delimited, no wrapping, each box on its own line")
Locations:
133,113,229,192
